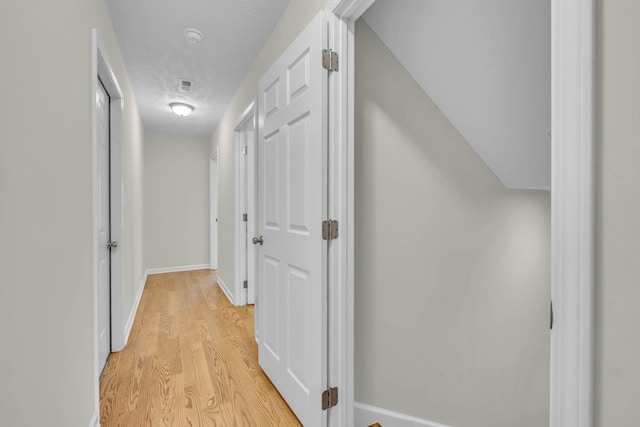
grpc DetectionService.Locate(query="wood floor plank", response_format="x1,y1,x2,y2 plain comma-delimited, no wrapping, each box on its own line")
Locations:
100,269,301,426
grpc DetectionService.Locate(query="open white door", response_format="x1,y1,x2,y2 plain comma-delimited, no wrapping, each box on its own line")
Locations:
210,153,219,270
234,109,255,306
256,11,329,427
96,79,111,374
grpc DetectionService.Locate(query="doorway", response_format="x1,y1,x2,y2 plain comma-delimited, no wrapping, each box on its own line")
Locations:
93,32,126,419
233,102,257,307
210,151,219,270
326,0,595,425
96,78,112,374
353,4,551,424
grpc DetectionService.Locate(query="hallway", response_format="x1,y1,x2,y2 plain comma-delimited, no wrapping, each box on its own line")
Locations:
99,270,301,426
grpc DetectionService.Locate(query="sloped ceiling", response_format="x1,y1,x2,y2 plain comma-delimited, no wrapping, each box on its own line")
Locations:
363,0,551,190
106,0,291,139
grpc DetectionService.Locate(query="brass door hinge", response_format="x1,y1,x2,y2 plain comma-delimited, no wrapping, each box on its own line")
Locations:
321,387,338,410
322,220,339,240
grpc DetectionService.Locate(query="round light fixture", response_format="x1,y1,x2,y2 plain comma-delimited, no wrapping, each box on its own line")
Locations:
170,102,194,117
184,28,204,44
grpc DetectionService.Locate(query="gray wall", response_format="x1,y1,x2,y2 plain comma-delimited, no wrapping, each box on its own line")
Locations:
144,132,211,270
209,0,326,291
354,20,551,426
595,0,640,425
0,0,145,425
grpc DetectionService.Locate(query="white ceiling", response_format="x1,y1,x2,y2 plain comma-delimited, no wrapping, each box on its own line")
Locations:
106,0,291,139
363,0,551,190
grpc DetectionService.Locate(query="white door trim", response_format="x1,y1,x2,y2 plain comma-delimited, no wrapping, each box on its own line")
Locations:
91,28,125,422
325,11,353,427
233,101,256,306
210,149,219,269
245,106,257,306
325,0,595,426
549,0,595,425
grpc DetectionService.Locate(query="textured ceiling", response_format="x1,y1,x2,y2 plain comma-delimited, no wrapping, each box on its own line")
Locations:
363,0,551,190
106,0,291,139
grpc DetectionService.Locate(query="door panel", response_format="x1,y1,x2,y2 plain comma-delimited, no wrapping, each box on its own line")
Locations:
288,114,311,233
97,79,111,374
264,131,281,229
263,255,281,359
257,11,328,427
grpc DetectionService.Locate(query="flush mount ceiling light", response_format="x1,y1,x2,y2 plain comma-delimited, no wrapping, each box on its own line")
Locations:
184,28,204,44
170,102,194,117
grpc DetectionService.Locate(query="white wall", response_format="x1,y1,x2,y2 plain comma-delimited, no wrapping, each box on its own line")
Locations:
210,0,326,289
144,132,210,270
354,20,551,427
5,0,626,425
595,0,640,425
362,0,551,190
0,0,144,425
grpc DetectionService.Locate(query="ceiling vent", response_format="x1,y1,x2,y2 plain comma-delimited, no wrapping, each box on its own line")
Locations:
178,79,193,92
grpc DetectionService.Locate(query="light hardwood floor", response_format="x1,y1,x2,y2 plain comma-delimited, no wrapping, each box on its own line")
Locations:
100,269,301,426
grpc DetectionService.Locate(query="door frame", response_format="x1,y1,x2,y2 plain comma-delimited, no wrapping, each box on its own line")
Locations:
91,29,125,421
233,101,257,306
325,0,595,426
210,149,219,269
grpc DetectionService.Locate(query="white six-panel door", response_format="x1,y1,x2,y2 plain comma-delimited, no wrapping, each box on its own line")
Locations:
257,12,329,427
96,79,111,374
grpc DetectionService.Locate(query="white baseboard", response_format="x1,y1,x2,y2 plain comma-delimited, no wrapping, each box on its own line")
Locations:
354,402,451,427
216,275,234,304
145,263,211,275
121,271,148,349
89,410,100,427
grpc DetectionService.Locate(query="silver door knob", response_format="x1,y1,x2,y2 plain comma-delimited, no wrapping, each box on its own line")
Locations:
252,236,264,245
107,241,118,249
